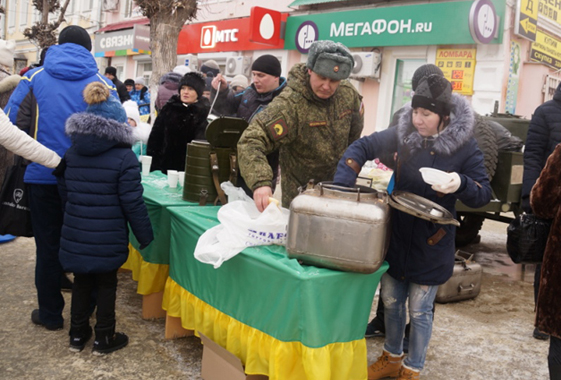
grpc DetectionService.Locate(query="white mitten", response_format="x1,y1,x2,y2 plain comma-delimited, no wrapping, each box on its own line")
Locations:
431,172,461,194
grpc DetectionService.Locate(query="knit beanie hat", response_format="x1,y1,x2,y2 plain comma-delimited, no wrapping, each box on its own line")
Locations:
200,60,220,77
306,40,354,81
123,100,141,126
179,71,206,99
135,77,145,86
411,75,453,116
0,39,16,67
411,64,444,91
251,55,281,77
105,66,117,76
173,65,191,76
230,74,249,89
83,82,127,123
124,78,135,87
58,25,92,51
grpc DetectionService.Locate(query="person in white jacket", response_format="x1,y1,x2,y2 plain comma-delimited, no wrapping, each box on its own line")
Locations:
0,108,60,168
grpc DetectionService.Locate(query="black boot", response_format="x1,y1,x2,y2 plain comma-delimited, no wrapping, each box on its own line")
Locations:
92,328,128,355
69,325,92,353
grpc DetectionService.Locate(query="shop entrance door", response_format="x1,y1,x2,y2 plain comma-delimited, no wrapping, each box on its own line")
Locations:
390,59,426,121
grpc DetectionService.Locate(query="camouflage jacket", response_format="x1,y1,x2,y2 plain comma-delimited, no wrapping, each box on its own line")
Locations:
238,63,364,207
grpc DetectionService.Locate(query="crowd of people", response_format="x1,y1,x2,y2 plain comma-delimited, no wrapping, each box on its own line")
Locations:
0,24,558,380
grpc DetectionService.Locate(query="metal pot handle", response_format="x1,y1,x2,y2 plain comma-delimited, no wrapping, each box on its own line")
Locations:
319,182,375,202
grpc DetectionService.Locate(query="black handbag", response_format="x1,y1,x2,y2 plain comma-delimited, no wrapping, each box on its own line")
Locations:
0,155,33,237
506,213,552,264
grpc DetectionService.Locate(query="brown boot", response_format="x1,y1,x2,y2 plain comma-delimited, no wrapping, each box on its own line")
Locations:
367,349,403,380
396,364,420,380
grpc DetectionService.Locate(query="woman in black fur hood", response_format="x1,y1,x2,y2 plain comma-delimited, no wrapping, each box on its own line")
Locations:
147,71,210,173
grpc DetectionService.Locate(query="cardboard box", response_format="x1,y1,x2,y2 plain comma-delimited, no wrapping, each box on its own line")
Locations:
199,332,268,380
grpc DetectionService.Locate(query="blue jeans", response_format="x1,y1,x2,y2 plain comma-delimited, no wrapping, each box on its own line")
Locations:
381,273,438,370
28,184,65,327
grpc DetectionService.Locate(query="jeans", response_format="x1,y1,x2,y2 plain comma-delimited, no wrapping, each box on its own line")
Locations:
71,270,118,335
28,184,65,327
550,335,561,380
381,273,438,370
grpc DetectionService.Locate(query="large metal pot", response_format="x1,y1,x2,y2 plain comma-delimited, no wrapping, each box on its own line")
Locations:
286,182,459,274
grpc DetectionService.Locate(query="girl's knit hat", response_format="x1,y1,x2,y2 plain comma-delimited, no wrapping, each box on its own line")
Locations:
83,82,127,123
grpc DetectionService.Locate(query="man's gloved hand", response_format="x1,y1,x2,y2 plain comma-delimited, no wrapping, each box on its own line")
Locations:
431,172,461,194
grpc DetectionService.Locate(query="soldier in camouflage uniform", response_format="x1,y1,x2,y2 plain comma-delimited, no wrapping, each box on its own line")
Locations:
238,40,364,211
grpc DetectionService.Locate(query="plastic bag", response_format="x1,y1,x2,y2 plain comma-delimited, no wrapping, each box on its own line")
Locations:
506,213,552,263
195,189,289,268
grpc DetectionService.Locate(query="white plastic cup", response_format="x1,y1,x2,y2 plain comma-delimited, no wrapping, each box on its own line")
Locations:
167,170,179,188
141,156,152,176
177,171,185,187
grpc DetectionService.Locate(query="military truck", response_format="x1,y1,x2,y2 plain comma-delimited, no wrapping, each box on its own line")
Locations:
455,111,530,246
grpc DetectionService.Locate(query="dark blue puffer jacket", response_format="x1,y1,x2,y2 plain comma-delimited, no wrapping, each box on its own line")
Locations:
521,83,561,212
334,94,491,285
56,112,154,274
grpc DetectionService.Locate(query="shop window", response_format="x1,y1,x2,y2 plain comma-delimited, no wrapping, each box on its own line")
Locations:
544,75,561,102
7,0,16,29
390,59,426,119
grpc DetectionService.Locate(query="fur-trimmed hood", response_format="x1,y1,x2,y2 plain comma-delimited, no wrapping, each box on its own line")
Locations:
0,74,21,94
397,93,474,156
66,112,135,156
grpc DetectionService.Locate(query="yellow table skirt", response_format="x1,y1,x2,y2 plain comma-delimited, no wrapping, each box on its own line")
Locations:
122,244,169,295
162,277,368,380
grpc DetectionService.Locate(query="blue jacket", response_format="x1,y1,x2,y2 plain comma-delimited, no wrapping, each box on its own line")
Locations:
4,43,117,185
130,87,151,115
56,112,154,274
521,83,561,212
334,94,491,285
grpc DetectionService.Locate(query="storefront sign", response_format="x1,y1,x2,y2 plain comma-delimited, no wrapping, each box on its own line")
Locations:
538,0,561,27
515,0,538,41
505,41,522,114
469,0,499,44
530,30,561,69
178,14,288,54
250,7,282,45
435,48,476,95
94,25,151,57
284,0,504,50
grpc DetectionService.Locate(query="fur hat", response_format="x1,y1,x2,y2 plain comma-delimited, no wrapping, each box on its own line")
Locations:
200,60,220,77
411,64,444,92
230,74,248,89
135,77,145,86
179,71,205,99
124,78,135,87
306,40,354,81
105,66,117,76
173,65,191,76
0,39,16,68
411,75,453,116
251,55,281,77
83,82,127,123
58,25,92,51
123,100,141,126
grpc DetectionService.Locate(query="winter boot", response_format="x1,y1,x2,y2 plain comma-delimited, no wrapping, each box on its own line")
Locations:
92,330,128,356
396,364,420,380
367,350,403,380
69,325,92,353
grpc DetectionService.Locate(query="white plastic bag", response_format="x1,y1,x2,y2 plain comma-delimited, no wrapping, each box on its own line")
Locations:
194,184,289,268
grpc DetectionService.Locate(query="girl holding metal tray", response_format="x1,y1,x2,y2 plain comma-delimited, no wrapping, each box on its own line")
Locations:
333,74,491,380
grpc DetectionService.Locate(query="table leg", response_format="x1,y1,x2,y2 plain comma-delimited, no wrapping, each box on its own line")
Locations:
164,313,194,340
142,291,166,319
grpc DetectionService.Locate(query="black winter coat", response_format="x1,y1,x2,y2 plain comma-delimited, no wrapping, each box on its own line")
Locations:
522,83,561,212
147,95,210,173
56,113,154,274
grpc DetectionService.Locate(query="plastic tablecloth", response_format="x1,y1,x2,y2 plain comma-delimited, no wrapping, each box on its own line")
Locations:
122,170,219,295
162,205,389,380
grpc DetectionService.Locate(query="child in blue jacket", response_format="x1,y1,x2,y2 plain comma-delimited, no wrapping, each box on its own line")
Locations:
54,82,153,355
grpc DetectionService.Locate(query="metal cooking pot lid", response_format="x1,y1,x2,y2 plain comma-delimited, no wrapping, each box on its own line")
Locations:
205,116,248,148
388,190,460,227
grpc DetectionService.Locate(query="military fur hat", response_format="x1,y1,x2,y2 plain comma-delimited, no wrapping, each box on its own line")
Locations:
411,74,453,116
306,40,354,81
83,82,127,123
179,71,205,99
